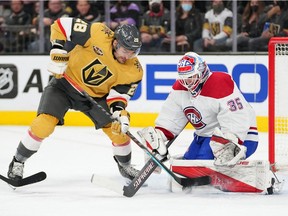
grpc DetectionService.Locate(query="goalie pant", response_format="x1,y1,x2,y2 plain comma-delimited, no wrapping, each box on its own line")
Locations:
169,158,273,193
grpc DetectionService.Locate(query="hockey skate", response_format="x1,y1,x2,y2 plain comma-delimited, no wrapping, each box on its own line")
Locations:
7,157,24,181
113,156,139,181
266,177,285,195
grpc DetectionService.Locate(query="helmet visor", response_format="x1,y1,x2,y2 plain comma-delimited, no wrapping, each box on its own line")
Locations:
116,43,140,59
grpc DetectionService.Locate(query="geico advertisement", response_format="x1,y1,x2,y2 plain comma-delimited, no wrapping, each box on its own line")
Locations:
0,55,268,115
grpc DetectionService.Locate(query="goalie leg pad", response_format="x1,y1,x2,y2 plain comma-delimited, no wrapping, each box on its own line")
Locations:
169,158,273,193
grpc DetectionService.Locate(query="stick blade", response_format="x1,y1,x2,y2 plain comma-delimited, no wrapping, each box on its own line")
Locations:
0,171,46,187
181,176,211,187
91,174,124,195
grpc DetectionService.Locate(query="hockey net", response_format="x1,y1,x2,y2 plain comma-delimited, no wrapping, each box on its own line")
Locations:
268,37,288,172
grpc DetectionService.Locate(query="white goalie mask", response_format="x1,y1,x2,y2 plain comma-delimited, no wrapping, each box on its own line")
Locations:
177,52,210,97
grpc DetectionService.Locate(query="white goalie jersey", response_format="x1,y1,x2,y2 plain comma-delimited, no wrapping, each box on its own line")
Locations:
155,72,258,144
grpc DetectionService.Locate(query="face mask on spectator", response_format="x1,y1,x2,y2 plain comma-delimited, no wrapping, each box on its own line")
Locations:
181,3,192,12
151,3,161,13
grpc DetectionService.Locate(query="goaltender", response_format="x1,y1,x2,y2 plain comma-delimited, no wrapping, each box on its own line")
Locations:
7,18,143,182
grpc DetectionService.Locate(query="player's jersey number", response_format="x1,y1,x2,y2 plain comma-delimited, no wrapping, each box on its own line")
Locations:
227,97,243,111
73,18,88,32
127,84,138,96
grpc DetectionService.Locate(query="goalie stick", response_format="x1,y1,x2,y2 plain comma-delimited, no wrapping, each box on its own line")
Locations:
63,74,211,192
0,172,47,187
130,132,210,187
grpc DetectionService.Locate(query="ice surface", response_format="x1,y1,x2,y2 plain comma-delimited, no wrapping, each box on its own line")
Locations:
1,126,288,216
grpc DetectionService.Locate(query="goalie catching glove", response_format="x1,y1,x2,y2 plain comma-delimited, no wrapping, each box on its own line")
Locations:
47,48,69,79
209,127,247,167
138,127,169,161
111,110,130,135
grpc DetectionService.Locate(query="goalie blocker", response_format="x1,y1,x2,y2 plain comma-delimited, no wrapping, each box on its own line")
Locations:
169,158,283,194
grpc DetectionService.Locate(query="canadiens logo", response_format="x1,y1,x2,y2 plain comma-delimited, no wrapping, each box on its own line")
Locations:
93,46,103,56
178,55,195,74
183,106,206,130
0,67,14,95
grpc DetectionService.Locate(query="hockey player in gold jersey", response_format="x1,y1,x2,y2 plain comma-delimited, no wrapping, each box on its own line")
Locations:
8,17,143,181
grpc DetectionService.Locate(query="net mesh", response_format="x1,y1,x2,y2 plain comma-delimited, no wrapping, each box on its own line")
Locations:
274,42,288,170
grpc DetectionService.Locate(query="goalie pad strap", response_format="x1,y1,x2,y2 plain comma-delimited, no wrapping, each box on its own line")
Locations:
210,135,230,145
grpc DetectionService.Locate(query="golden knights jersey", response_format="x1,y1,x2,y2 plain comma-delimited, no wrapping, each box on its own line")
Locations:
202,8,233,40
50,18,143,108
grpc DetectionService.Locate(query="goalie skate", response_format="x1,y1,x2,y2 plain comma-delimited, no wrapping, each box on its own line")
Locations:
266,175,285,195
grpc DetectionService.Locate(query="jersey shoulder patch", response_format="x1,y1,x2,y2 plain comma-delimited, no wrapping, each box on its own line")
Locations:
172,80,188,91
91,23,113,39
200,72,234,99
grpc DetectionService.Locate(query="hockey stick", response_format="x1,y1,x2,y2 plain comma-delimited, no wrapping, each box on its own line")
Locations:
0,172,46,187
91,137,178,197
131,132,210,187
92,134,210,197
63,74,211,190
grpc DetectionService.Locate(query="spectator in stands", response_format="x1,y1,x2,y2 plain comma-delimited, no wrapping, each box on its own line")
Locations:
280,17,288,37
139,0,170,52
72,0,102,23
28,0,70,53
64,0,103,52
30,1,40,20
248,0,288,51
3,0,31,26
0,2,10,51
29,1,39,34
106,1,141,30
193,0,233,52
0,2,11,23
226,0,265,51
2,0,32,52
161,0,202,52
22,0,36,18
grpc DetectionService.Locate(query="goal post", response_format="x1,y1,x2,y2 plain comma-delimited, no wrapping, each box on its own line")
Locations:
268,37,288,172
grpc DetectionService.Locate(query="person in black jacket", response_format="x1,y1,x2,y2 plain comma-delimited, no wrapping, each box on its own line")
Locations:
2,0,31,52
225,0,265,51
248,0,288,51
28,0,70,53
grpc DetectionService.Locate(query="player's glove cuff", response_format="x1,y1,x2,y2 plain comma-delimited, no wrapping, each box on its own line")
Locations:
47,48,69,78
111,110,130,134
